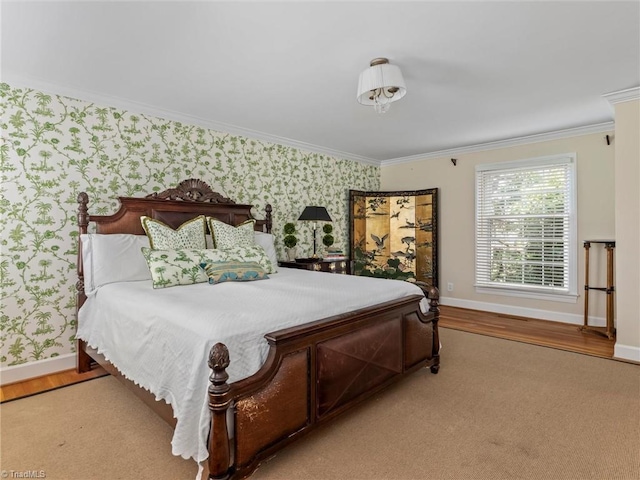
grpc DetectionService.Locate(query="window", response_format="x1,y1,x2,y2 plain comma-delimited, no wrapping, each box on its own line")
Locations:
475,154,577,302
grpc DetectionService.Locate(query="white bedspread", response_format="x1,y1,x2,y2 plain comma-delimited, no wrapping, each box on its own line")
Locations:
76,268,428,463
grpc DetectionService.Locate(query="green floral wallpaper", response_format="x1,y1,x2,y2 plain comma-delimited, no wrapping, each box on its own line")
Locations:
0,83,379,367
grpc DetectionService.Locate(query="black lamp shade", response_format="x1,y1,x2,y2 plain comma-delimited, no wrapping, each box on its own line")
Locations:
298,206,332,222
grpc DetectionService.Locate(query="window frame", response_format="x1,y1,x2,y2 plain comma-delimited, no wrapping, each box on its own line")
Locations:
474,153,578,303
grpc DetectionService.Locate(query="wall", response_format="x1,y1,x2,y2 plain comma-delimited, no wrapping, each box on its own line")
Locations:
381,132,616,326
0,82,379,375
613,98,640,361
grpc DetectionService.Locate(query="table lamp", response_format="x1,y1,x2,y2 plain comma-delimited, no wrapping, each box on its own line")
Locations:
298,206,332,258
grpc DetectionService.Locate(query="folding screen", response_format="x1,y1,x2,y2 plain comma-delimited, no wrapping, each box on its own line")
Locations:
349,189,438,288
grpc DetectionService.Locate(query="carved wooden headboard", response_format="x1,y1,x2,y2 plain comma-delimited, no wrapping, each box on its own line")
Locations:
76,178,272,307
78,178,272,235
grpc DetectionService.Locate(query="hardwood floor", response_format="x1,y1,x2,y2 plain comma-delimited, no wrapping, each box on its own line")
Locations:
439,305,615,359
0,366,107,403
0,306,617,403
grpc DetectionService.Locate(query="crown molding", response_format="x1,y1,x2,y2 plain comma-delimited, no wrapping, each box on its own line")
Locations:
3,74,622,169
602,86,640,105
380,122,615,167
2,74,380,167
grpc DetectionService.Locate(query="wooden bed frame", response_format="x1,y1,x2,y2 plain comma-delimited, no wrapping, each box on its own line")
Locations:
76,178,440,480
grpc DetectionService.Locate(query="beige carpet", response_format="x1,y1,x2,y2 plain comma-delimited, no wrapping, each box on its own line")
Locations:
2,329,639,480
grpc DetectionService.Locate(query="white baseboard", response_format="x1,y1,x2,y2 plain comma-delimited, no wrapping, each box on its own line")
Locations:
439,296,606,326
614,344,640,363
439,296,640,362
0,353,76,386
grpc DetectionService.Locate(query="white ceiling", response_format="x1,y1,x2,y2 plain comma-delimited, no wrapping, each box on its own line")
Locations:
2,1,639,165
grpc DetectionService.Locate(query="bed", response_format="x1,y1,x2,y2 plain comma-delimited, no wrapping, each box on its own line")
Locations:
75,178,440,480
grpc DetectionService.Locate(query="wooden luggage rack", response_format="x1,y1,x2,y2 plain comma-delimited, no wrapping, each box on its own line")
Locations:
580,240,615,339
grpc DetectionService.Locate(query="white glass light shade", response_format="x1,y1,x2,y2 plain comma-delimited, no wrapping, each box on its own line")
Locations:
356,62,407,107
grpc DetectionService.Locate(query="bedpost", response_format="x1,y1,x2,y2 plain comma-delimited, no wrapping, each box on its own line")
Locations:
76,192,92,373
208,343,233,480
427,286,440,374
265,204,272,234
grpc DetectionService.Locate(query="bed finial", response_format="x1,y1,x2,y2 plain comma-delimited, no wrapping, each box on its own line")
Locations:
208,343,230,384
427,285,440,313
265,204,273,233
77,192,89,231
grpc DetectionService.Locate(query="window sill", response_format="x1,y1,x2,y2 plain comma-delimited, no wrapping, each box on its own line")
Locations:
475,286,579,304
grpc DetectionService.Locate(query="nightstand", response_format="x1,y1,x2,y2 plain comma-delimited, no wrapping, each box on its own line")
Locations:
279,258,350,274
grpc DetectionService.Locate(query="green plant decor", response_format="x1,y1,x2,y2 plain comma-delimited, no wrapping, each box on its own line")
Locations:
322,224,334,247
284,222,296,235
322,234,334,247
283,222,297,249
284,234,298,249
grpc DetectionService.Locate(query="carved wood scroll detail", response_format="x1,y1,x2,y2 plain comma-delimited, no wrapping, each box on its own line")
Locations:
146,178,234,203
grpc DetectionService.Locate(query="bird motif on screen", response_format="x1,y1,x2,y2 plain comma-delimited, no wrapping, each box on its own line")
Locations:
396,197,411,209
401,236,415,248
399,219,415,229
391,249,416,261
417,219,433,232
371,233,389,251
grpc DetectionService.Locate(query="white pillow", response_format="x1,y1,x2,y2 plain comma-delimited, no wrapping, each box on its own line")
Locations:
254,231,278,273
81,234,151,294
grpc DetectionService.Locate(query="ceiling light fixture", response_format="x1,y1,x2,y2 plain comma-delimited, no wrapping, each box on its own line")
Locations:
356,57,407,114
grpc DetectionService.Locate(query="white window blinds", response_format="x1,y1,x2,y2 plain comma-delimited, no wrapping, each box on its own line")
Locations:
475,154,577,297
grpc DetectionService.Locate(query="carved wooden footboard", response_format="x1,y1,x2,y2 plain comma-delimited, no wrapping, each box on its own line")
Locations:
207,288,440,480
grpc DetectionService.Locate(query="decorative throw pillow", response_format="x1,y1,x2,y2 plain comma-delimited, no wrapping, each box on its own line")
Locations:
208,218,256,249
200,261,269,284
141,215,207,250
141,247,229,288
222,244,276,274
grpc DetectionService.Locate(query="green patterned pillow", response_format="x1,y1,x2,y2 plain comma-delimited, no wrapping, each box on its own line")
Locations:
141,247,229,288
221,244,276,274
200,261,269,284
141,215,207,250
208,218,256,249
